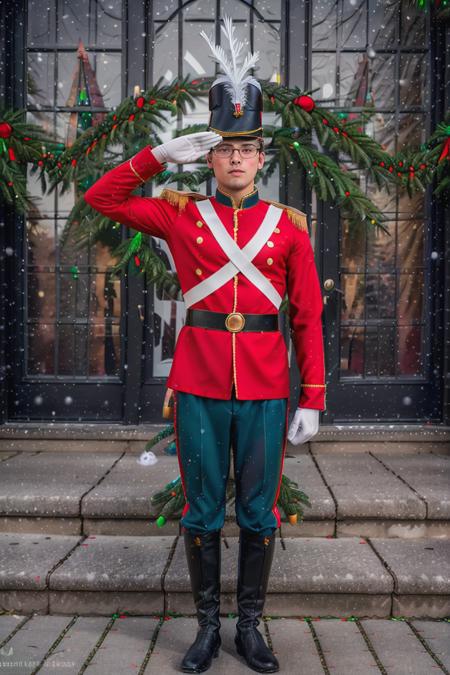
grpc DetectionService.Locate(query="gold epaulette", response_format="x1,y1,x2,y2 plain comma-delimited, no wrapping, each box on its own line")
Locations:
158,188,208,212
264,200,308,231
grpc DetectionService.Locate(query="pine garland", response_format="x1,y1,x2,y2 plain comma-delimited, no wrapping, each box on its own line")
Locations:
0,108,57,212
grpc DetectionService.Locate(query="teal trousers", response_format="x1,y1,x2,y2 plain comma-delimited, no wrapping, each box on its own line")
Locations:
173,385,289,536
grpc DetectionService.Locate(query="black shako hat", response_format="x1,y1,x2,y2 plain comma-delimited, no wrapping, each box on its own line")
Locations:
200,16,263,139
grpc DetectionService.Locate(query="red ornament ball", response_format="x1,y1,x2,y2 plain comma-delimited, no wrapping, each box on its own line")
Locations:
136,97,145,108
0,122,13,139
293,95,315,113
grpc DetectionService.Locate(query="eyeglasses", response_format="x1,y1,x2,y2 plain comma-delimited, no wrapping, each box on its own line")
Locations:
211,144,261,158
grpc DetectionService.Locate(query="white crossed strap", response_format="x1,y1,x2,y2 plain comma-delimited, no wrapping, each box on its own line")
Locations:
183,199,283,309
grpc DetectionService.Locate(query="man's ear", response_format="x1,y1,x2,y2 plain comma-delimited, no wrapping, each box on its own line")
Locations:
258,151,265,170
206,151,213,168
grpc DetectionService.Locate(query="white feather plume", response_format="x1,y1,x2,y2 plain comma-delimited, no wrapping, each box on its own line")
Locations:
200,15,260,109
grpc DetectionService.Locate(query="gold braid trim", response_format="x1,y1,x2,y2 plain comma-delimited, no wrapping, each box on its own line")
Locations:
264,199,308,231
129,158,146,183
159,188,207,212
301,384,327,388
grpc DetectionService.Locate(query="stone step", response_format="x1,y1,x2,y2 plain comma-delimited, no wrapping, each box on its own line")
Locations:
1,422,449,448
0,533,449,619
0,614,449,674
0,451,449,539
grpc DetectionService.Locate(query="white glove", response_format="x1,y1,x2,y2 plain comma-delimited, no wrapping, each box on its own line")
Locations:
287,407,320,445
152,131,222,164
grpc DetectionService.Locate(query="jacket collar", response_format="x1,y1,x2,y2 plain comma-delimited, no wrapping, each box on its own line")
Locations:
215,186,259,210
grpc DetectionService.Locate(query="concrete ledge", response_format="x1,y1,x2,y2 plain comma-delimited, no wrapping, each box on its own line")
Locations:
0,452,121,517
1,422,448,443
166,591,393,619
392,595,450,619
0,533,80,590
314,453,426,519
336,519,450,539
0,590,48,614
49,535,175,592
0,516,81,535
370,539,450,594
48,590,164,616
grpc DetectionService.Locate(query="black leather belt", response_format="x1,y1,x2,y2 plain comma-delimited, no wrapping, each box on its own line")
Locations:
186,308,280,333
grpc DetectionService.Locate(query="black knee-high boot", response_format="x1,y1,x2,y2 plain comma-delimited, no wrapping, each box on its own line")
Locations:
180,529,222,673
235,529,279,673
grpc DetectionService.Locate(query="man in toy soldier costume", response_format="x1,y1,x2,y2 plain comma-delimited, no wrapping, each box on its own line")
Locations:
85,16,326,673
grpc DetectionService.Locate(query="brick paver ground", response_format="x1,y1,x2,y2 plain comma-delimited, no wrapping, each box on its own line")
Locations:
0,614,449,674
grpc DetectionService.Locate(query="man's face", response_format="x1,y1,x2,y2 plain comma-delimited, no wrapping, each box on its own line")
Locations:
206,137,265,191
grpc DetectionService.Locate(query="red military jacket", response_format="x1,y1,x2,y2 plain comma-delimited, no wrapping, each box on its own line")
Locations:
84,146,327,410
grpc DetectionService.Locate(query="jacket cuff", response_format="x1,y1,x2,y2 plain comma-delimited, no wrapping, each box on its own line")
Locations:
128,146,166,183
299,384,326,411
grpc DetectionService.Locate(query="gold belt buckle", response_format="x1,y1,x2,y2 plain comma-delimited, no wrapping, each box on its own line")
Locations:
225,312,245,332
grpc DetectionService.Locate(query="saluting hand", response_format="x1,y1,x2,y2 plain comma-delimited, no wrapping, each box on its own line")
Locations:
287,407,320,445
152,131,223,164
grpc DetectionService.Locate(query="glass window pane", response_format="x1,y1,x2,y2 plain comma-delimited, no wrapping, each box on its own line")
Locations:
26,219,56,265
153,0,179,21
183,22,217,79
397,325,423,375
184,1,215,20
340,52,368,107
400,7,427,48
154,21,178,84
340,326,364,376
311,53,337,106
90,271,122,323
341,274,365,321
27,272,56,320
365,325,396,377
399,53,427,108
59,272,90,321
27,323,55,375
57,51,121,108
94,0,122,48
57,0,90,45
370,53,395,109
27,168,56,218
369,111,396,154
397,113,426,152
222,0,250,21
398,273,424,324
341,1,366,49
368,0,398,49
57,220,89,267
28,0,56,46
254,19,281,81
312,1,337,49
27,52,55,107
341,221,366,272
366,222,396,272
89,323,121,376
397,220,424,271
366,273,396,320
58,324,88,375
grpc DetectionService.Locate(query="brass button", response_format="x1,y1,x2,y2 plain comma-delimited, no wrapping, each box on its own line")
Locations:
267,241,274,248
196,236,204,244
274,227,280,233
195,267,202,276
196,220,204,228
225,312,245,332
267,257,273,265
